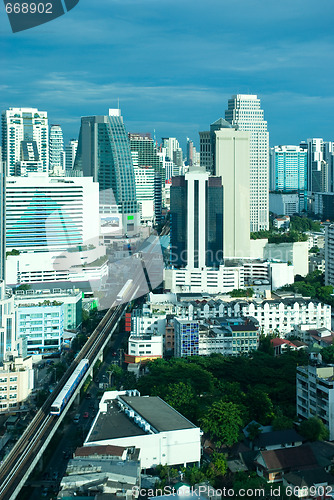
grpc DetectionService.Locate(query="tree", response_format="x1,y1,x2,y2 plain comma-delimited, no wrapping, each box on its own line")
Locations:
272,414,294,431
245,388,274,425
299,417,329,441
207,452,227,478
246,422,262,441
200,400,243,447
320,345,334,364
164,382,194,412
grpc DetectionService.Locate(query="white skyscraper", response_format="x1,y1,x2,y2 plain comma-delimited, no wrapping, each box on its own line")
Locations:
65,139,78,171
49,124,65,172
1,107,48,176
225,94,269,232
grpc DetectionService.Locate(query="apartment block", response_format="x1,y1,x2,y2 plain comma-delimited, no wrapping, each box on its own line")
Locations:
297,364,334,440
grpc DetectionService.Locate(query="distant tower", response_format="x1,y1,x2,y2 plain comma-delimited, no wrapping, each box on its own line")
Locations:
49,125,65,172
225,94,269,231
307,138,328,193
1,107,49,176
65,139,78,171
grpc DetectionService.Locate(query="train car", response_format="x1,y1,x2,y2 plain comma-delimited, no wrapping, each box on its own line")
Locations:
50,359,89,415
116,279,133,303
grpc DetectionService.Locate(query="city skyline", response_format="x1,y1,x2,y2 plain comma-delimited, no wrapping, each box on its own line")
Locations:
1,0,334,148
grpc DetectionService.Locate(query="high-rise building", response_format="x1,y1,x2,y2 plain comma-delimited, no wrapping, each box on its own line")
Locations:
49,124,65,173
186,138,194,166
0,152,5,281
129,133,164,224
6,176,99,251
65,139,78,172
132,151,155,224
162,137,180,161
215,126,251,259
325,223,334,286
15,141,45,177
170,167,223,269
200,118,232,174
270,145,308,212
307,138,328,193
323,142,334,193
74,109,139,235
225,94,269,231
1,107,48,176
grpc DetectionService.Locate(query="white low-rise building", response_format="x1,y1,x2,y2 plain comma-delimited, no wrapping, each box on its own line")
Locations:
0,356,34,412
85,390,201,469
164,265,244,294
125,334,163,364
6,246,108,286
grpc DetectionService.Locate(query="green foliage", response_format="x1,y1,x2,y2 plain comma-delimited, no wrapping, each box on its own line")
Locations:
6,249,20,257
164,381,195,413
280,270,334,305
246,422,262,441
210,452,227,477
250,230,307,243
258,334,274,355
321,345,334,364
230,288,254,297
290,216,322,233
272,414,294,431
245,388,274,425
299,417,329,441
233,472,269,499
200,400,243,447
15,283,30,290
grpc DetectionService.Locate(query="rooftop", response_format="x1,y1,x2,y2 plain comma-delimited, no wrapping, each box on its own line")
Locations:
86,400,146,443
120,395,197,432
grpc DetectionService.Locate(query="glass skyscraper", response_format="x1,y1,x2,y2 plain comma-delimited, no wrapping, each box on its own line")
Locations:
74,109,139,235
270,145,307,212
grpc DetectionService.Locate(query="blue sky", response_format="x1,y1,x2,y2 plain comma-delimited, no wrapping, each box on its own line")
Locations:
1,0,334,150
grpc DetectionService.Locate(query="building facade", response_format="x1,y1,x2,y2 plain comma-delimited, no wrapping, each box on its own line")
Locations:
215,126,251,258
16,301,64,354
1,107,48,176
174,318,199,357
170,167,223,269
0,356,34,413
225,94,269,231
297,364,334,440
49,124,65,173
6,175,99,251
0,281,16,362
65,139,78,172
325,223,334,286
0,153,5,281
74,109,139,236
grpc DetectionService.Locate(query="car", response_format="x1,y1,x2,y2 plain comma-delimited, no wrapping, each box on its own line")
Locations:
85,393,91,399
73,414,80,423
112,351,117,356
83,412,89,418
